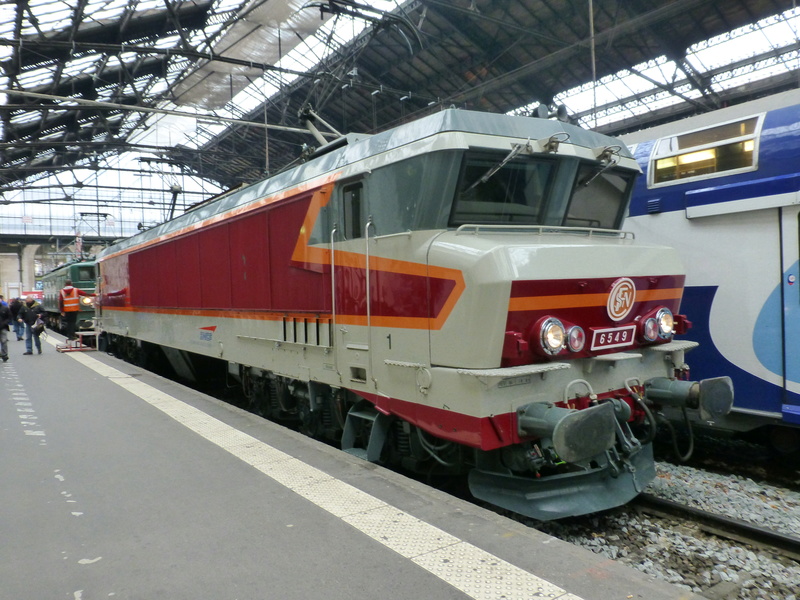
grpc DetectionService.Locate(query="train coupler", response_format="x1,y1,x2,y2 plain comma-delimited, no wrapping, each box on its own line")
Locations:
643,376,734,422
516,401,617,463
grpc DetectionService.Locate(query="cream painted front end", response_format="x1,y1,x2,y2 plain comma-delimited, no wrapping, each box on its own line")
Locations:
385,229,691,426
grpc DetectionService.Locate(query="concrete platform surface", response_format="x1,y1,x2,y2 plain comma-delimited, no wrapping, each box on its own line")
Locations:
0,332,702,600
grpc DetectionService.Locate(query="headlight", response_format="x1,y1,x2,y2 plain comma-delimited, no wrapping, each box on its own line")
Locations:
540,318,566,354
656,308,674,338
567,326,585,352
80,296,94,307
643,317,659,342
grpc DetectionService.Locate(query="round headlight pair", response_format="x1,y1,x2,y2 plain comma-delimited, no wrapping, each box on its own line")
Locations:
643,307,674,341
540,318,585,354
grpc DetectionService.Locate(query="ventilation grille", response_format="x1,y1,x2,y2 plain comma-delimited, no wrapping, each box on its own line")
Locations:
647,198,662,214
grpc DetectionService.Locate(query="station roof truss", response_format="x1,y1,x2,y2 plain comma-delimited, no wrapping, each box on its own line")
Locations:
2,0,799,196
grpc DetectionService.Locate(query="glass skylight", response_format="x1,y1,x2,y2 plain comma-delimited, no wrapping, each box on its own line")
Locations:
3,0,800,241
518,6,800,131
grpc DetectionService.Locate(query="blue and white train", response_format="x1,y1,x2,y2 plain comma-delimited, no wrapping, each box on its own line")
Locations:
622,89,800,453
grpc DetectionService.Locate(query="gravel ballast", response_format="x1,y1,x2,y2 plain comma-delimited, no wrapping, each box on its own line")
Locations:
531,462,800,600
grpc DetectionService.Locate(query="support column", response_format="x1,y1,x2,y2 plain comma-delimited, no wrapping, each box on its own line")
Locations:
19,244,40,292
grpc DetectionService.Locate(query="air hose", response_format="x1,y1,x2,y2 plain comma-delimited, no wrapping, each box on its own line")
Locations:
632,391,658,445
657,407,695,462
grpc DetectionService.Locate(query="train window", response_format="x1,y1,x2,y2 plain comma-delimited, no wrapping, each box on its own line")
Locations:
450,152,555,226
342,183,364,239
565,165,634,229
361,151,460,233
651,116,759,184
309,152,460,244
76,266,93,281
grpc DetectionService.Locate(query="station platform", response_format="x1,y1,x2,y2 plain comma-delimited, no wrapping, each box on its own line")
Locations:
0,332,702,600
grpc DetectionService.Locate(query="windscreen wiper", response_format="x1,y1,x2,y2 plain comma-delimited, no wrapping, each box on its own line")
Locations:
464,139,532,193
579,146,621,187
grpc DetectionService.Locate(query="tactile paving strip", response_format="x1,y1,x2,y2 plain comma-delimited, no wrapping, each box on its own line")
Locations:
413,542,567,599
343,505,461,558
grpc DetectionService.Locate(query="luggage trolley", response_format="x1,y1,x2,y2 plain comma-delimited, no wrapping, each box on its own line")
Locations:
56,329,98,353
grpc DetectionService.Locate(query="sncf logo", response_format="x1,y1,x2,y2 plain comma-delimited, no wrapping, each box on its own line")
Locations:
607,278,636,322
199,325,217,341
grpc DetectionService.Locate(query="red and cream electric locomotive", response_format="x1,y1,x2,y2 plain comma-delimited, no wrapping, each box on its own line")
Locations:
96,109,733,520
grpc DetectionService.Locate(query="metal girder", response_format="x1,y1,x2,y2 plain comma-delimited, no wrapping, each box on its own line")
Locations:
2,0,798,194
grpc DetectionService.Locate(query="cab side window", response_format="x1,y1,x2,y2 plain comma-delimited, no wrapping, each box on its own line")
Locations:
343,183,365,239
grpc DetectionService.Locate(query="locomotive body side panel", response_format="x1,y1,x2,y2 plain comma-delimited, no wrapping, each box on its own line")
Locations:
175,235,201,307
228,211,270,309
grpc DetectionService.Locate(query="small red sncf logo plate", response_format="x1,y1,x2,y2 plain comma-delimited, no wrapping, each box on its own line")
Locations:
199,325,217,341
607,278,636,322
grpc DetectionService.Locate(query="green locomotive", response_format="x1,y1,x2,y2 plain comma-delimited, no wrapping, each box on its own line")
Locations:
40,260,97,333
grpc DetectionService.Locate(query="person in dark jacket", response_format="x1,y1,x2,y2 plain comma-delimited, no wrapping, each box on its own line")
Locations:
9,297,23,340
0,301,10,362
17,296,44,355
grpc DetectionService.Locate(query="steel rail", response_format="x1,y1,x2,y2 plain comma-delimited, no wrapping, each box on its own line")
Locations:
632,493,800,562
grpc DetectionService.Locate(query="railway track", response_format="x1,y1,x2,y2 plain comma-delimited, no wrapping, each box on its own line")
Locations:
631,493,800,563
653,434,800,495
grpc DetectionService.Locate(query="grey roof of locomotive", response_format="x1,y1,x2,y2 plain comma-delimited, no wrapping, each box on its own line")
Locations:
99,109,632,258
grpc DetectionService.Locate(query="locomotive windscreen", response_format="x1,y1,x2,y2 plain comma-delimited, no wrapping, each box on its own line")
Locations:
450,151,635,229
565,164,635,229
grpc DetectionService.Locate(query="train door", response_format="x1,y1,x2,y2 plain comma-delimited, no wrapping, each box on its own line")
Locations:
332,180,374,386
330,176,436,396
779,206,800,424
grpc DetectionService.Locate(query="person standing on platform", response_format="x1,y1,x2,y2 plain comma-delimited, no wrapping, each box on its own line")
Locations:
59,279,92,341
9,297,23,341
0,301,11,362
18,296,44,355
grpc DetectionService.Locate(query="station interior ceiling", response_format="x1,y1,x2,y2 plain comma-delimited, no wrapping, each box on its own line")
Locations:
1,0,799,218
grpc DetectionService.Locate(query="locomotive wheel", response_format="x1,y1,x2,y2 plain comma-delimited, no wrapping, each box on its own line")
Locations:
240,366,262,415
296,392,320,438
240,365,254,400
275,379,296,413
122,337,145,367
243,371,272,419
